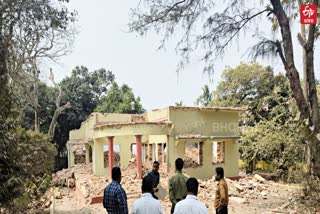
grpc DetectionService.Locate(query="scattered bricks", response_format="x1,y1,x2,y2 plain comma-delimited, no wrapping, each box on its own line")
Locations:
90,196,103,204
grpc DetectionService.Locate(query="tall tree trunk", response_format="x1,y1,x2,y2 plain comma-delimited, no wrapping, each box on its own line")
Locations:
270,0,310,120
34,67,40,131
271,0,320,177
301,24,308,100
0,13,10,117
298,0,309,100
305,0,320,176
298,0,311,171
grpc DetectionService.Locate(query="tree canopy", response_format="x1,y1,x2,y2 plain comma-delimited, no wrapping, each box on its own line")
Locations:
95,81,144,114
210,63,291,125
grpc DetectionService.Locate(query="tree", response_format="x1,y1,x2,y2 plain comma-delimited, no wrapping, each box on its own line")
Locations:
196,84,212,106
53,66,115,165
0,0,76,132
129,0,320,176
210,63,290,125
0,0,75,206
95,81,144,114
240,119,305,181
174,100,184,106
48,69,71,139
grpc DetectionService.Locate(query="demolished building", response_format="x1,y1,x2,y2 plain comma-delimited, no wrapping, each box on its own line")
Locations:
67,106,244,180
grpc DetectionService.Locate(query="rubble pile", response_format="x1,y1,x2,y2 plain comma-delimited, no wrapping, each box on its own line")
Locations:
197,174,273,205
74,147,86,164
184,147,201,168
46,160,309,213
104,152,121,167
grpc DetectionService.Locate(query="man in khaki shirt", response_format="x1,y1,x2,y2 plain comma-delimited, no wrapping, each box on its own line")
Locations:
214,167,228,214
168,158,188,214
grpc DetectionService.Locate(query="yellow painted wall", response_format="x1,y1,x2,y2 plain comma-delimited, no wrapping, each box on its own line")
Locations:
145,108,169,122
169,109,240,136
96,112,132,123
148,135,167,144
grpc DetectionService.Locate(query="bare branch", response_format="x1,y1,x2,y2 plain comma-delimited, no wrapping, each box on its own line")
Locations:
48,69,71,138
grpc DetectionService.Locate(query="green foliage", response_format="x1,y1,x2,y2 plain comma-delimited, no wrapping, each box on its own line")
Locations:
196,85,212,106
240,119,305,180
15,128,56,177
53,66,115,152
209,63,304,180
211,63,275,107
0,125,56,208
95,81,144,114
0,114,24,206
211,63,290,125
20,66,145,167
174,101,184,106
20,82,58,133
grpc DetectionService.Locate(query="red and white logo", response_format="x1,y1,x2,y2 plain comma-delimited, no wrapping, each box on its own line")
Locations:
300,4,317,24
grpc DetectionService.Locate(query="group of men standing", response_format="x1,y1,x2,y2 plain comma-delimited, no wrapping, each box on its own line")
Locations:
103,158,229,214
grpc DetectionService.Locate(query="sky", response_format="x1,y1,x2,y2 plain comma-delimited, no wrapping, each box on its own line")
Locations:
47,0,319,111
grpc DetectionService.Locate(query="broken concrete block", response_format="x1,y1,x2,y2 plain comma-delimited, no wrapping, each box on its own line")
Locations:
45,200,52,208
254,174,265,183
234,183,244,192
229,189,240,197
229,196,246,204
67,178,76,188
55,191,63,199
260,191,267,196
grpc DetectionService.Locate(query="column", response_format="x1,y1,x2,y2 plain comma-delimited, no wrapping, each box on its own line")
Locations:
85,143,90,165
93,138,104,176
135,135,142,179
108,136,114,180
148,144,152,161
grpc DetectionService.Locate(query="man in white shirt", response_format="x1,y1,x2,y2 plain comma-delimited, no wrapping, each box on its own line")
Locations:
174,177,208,214
132,175,163,214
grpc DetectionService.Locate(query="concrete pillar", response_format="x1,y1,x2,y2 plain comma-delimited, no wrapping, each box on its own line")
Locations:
108,136,114,180
135,135,142,179
93,138,104,176
85,143,90,165
148,144,152,161
157,143,162,162
67,141,75,168
166,135,171,173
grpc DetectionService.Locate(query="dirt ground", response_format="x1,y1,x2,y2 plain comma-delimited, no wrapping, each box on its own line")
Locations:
54,183,299,214
46,161,320,214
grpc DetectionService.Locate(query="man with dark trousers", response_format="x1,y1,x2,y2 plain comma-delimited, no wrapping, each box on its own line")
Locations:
168,158,188,214
214,167,229,214
147,161,160,199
